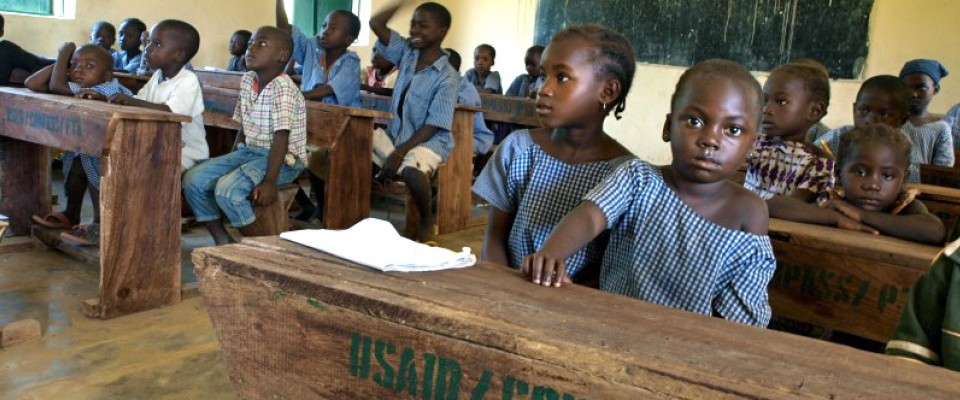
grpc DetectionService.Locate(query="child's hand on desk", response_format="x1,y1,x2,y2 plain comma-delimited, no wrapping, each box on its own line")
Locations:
251,181,278,207
108,93,132,105
836,215,879,235
75,90,107,101
522,252,572,288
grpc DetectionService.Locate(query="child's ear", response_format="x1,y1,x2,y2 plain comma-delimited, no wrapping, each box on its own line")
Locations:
279,49,290,65
599,79,621,110
807,100,826,122
662,114,672,143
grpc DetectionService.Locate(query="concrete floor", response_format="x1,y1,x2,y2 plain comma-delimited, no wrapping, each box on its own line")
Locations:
0,177,487,399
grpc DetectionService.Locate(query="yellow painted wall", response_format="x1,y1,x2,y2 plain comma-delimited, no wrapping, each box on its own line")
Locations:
6,0,959,163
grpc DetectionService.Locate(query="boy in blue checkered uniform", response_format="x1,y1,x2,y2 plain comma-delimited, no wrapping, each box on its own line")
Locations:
26,42,132,245
524,60,776,327
370,1,459,244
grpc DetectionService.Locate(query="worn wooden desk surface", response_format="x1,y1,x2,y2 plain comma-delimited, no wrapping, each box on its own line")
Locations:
194,236,960,399
0,87,188,318
767,218,941,342
479,93,540,126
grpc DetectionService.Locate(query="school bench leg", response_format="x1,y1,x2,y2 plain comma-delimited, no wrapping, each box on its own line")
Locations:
0,137,51,235
323,118,373,229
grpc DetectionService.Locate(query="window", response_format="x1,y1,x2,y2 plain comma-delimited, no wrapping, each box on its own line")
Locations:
291,0,373,46
2,0,53,15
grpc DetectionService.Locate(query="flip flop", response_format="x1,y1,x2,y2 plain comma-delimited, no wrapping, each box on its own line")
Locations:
31,212,73,229
59,223,100,246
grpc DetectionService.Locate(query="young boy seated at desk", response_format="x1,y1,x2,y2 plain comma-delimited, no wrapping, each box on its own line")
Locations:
108,19,208,171
227,29,252,72
277,0,362,223
25,43,132,245
90,21,116,53
0,13,53,85
113,18,147,73
446,48,494,156
183,26,306,245
505,45,544,99
370,0,459,244
464,43,501,94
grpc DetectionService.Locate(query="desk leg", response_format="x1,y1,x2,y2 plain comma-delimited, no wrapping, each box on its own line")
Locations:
0,137,51,235
436,111,474,234
89,120,181,318
324,118,372,230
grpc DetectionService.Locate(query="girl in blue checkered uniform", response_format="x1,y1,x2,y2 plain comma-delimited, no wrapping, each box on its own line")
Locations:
473,25,637,284
524,60,777,327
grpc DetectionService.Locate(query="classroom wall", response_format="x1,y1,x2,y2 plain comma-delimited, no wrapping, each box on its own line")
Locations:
6,0,959,164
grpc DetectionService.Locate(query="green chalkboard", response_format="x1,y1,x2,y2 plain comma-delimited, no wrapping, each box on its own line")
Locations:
534,0,874,79
1,0,53,15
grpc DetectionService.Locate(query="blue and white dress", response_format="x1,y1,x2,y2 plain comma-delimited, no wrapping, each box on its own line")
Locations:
585,160,776,327
64,79,133,189
472,130,633,279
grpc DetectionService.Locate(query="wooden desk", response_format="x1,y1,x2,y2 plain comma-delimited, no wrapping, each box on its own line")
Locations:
195,69,243,90
921,164,960,189
767,218,940,342
194,236,960,399
0,87,187,318
479,93,540,126
114,72,150,94
200,86,391,229
909,182,960,243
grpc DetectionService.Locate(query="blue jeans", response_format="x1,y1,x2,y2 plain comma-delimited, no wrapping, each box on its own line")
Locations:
182,146,302,227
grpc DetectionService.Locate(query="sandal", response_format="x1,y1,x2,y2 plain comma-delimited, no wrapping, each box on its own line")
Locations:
60,223,100,246
31,212,74,229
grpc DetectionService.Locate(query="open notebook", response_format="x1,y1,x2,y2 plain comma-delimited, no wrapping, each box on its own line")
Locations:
280,218,476,272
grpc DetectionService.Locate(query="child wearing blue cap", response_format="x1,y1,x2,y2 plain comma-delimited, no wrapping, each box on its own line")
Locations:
899,59,954,180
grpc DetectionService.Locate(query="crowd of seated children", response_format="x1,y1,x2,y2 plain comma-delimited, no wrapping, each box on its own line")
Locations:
505,45,544,99
445,48,494,157
898,59,954,180
360,47,397,96
108,20,208,171
89,21,116,53
113,18,146,73
26,43,132,245
0,13,53,85
473,24,636,285
227,29,251,72
277,0,361,224
745,63,836,225
823,124,945,244
463,43,501,94
184,27,306,245
369,0,458,245
524,59,775,328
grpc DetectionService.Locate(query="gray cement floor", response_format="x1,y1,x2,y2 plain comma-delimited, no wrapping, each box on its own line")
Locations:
0,174,486,399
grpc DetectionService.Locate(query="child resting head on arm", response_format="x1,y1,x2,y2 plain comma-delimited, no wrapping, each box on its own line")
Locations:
525,59,776,327
472,24,636,285
822,124,945,244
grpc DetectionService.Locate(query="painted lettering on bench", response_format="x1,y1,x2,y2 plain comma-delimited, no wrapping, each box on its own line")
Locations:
770,263,911,314
5,107,83,139
349,332,586,399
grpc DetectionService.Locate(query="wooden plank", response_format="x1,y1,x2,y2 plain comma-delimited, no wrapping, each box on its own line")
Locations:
323,115,373,230
114,72,149,93
193,236,960,399
94,119,182,318
479,93,540,126
920,164,960,189
196,70,244,90
767,218,940,342
907,183,960,242
0,137,50,235
0,236,38,254
201,86,240,126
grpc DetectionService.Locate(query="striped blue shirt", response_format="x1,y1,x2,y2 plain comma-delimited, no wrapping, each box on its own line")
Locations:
376,30,458,160
457,77,494,155
65,79,133,189
112,50,142,73
472,130,633,278
505,73,543,97
292,27,361,107
464,68,502,94
586,160,775,327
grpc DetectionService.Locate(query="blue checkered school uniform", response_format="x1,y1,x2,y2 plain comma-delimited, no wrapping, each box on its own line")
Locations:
291,27,361,107
472,130,634,279
586,160,776,327
457,77,494,155
376,30,458,161
63,79,133,190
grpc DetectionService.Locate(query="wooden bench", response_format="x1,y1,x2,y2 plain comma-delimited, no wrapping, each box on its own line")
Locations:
0,87,187,318
921,164,960,189
200,85,390,230
193,236,960,399
767,218,941,342
908,182,960,243
478,92,541,127
114,72,150,94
